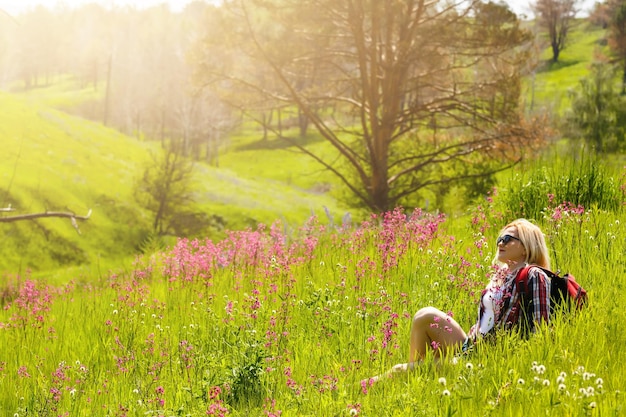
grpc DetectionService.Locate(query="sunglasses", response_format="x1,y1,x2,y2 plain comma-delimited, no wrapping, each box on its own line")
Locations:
497,234,521,245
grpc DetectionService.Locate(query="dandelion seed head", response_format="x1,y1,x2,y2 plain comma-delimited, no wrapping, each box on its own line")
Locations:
532,364,546,374
517,378,525,385
442,389,451,396
466,362,474,370
543,379,550,387
349,409,358,416
558,383,566,392
595,378,603,386
589,401,597,409
438,377,447,386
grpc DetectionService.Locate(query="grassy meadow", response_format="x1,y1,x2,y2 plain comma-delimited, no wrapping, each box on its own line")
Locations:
0,166,624,416
1,15,626,417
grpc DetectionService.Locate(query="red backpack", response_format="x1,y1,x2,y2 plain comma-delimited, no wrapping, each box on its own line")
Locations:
516,265,588,314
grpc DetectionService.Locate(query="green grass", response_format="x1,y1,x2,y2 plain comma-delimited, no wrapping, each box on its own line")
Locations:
0,189,623,416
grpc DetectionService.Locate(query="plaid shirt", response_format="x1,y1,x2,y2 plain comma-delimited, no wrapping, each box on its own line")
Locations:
470,266,551,339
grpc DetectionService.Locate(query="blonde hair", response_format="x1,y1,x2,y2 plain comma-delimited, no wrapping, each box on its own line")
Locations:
496,219,550,269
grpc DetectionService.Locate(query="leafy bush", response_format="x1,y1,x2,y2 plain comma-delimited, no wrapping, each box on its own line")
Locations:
564,62,626,152
497,156,624,221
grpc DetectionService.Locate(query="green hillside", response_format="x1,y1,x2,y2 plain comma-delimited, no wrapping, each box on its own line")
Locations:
522,22,609,116
0,21,614,276
0,91,350,276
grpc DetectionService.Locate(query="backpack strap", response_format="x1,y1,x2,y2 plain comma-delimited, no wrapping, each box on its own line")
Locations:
511,264,537,335
515,264,534,295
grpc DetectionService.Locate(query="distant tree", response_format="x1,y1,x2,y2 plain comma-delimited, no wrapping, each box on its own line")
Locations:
14,6,61,88
135,140,195,236
533,0,579,63
606,0,626,93
589,1,610,28
196,0,547,212
565,62,626,152
195,2,330,142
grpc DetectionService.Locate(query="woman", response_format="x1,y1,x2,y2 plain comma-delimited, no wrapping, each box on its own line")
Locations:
365,219,551,383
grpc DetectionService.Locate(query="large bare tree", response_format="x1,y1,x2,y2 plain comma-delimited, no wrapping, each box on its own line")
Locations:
197,0,546,212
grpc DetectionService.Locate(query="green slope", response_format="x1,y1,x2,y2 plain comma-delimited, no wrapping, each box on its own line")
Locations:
1,91,152,274
0,92,349,275
523,23,609,115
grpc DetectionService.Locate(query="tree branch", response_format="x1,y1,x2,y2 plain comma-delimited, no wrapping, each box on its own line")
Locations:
0,209,92,234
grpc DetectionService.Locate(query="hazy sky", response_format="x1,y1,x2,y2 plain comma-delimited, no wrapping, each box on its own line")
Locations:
0,0,598,19
0,0,208,15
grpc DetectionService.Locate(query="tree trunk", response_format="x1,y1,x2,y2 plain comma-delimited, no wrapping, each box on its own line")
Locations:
622,61,626,95
551,42,560,63
103,54,113,126
298,109,308,138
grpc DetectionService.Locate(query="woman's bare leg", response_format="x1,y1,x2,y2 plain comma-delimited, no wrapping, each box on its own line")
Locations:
408,306,466,362
362,307,466,384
